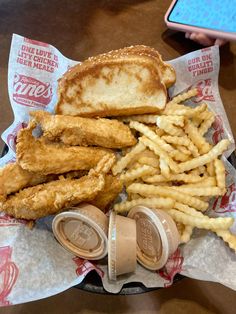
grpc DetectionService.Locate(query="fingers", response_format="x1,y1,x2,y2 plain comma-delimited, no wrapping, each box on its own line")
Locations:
185,32,227,47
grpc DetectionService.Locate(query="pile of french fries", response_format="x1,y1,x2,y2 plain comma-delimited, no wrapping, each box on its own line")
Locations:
111,89,236,251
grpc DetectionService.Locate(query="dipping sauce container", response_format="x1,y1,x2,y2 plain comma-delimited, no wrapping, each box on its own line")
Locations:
108,211,137,280
52,203,108,260
128,206,180,270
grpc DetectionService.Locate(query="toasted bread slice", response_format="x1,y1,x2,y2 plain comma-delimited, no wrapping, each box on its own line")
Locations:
88,45,176,88
56,52,167,117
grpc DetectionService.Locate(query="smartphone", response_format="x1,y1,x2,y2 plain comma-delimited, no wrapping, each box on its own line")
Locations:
165,0,236,41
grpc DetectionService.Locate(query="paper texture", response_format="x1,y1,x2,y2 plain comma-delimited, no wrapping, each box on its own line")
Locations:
0,34,235,306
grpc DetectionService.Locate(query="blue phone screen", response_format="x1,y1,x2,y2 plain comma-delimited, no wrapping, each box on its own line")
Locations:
168,0,236,33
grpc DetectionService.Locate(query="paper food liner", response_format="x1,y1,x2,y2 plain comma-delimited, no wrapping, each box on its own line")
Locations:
0,34,235,306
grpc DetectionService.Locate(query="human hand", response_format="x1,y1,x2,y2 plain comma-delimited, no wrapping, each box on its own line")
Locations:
185,32,227,46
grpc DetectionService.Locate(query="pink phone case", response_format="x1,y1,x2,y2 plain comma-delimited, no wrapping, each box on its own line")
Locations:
165,0,236,41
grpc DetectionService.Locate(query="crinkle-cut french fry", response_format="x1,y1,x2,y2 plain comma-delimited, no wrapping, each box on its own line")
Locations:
143,173,203,184
120,165,156,183
112,141,146,175
155,128,165,137
128,193,141,201
138,156,160,168
176,222,185,234
171,186,224,196
177,145,192,156
129,121,174,153
197,110,213,120
92,154,116,175
215,230,236,252
199,113,215,136
168,88,198,104
160,157,170,178
185,120,212,154
118,114,159,124
127,183,208,211
214,159,226,190
127,161,142,170
178,139,230,172
170,150,189,162
162,135,199,157
174,202,206,218
139,137,179,173
180,225,194,243
163,103,206,118
161,115,185,127
177,177,216,188
114,197,175,213
189,165,206,176
156,116,184,136
206,161,215,177
166,209,233,231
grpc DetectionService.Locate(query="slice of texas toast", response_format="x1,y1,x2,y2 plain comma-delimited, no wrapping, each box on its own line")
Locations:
56,50,168,117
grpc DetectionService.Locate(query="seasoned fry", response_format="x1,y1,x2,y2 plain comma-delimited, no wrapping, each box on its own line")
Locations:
112,141,146,175
167,209,233,231
139,137,179,173
206,161,215,177
119,114,159,124
180,225,194,244
185,120,212,154
162,135,199,157
214,159,226,190
167,88,198,104
156,116,184,136
174,202,205,218
199,112,215,136
159,157,170,178
114,197,174,213
177,145,191,156
170,149,189,162
127,183,208,211
175,177,216,188
120,165,156,182
178,139,230,172
171,186,224,196
143,173,203,183
129,121,174,152
215,230,236,252
138,156,160,168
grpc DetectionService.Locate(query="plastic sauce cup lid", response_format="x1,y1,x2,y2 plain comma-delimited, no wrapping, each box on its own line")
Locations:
128,206,180,270
108,211,137,280
52,204,108,260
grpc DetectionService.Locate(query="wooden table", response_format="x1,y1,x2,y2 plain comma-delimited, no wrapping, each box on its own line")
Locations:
0,0,236,152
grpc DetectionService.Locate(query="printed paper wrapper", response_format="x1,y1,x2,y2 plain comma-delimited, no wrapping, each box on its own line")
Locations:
0,34,236,306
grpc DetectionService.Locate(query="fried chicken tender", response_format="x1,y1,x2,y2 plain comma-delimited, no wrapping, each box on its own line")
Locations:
16,122,115,175
30,111,136,148
90,175,123,211
1,173,105,220
0,162,56,200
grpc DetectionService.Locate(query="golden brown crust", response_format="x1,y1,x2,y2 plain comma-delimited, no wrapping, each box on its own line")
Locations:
30,110,137,148
16,122,115,175
90,175,123,211
2,174,105,220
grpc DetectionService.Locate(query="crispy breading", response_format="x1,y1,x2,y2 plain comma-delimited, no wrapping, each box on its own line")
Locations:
90,175,123,211
16,122,115,175
0,162,56,199
1,173,105,220
30,111,137,148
